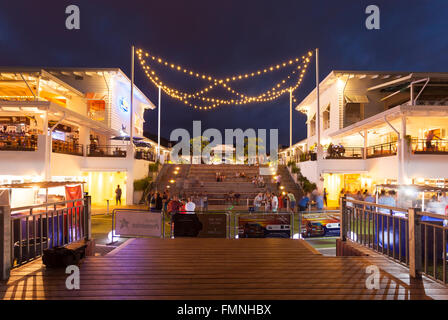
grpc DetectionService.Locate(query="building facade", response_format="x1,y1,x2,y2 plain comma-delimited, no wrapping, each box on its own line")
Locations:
0,68,168,205
280,70,448,206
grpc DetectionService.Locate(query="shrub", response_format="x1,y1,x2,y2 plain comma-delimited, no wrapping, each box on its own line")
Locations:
134,176,152,191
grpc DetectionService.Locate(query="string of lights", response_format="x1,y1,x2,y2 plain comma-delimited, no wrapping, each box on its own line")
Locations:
139,57,308,102
136,48,312,83
136,48,314,110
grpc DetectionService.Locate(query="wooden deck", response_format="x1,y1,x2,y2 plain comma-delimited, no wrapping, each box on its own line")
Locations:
2,238,448,300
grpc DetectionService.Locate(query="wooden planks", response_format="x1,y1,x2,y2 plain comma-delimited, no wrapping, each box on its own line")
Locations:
2,238,448,300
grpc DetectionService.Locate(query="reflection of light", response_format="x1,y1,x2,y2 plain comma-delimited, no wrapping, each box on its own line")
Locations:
167,185,170,188
349,231,358,242
293,233,300,239
174,171,178,175
175,167,180,170
107,231,120,242
416,178,425,183
280,186,284,190
235,235,239,239
169,180,175,183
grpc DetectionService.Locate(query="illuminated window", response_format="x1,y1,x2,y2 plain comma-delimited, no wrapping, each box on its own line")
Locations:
323,104,330,130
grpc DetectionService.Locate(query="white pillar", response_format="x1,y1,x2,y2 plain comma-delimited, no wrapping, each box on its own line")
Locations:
130,45,134,144
363,129,368,159
400,115,408,184
43,111,49,180
315,48,321,157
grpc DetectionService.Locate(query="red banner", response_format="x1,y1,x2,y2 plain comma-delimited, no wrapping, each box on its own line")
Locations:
65,185,83,207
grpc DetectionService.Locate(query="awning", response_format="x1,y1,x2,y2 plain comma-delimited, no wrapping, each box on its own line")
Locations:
345,94,369,104
0,181,85,189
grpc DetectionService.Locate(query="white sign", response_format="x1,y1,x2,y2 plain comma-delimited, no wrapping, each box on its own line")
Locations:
115,211,162,237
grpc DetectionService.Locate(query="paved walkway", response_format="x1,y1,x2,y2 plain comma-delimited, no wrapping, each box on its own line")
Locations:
2,238,448,300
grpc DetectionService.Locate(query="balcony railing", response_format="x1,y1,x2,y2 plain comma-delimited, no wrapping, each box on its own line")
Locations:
366,142,397,158
52,140,83,156
135,149,156,161
0,135,37,151
325,146,363,159
299,152,317,162
87,145,127,157
412,138,448,154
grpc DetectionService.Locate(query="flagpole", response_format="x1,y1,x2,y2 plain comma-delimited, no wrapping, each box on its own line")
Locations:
130,45,134,145
157,85,161,161
289,88,293,148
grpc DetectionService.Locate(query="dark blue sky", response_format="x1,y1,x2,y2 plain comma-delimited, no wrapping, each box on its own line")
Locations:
1,0,447,146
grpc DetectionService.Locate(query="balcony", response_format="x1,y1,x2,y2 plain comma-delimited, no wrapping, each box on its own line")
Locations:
0,135,37,151
135,149,156,161
299,152,317,162
325,145,363,159
87,145,127,157
412,138,448,154
52,140,83,156
366,142,397,158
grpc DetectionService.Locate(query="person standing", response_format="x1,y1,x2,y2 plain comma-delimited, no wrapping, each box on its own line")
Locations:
202,191,208,212
115,185,122,206
155,192,163,211
287,192,296,213
315,192,324,210
271,193,279,213
323,188,328,207
254,193,263,212
185,197,196,213
298,193,309,212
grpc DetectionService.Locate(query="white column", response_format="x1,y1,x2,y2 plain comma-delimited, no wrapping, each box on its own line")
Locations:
363,129,368,159
315,48,321,156
130,45,134,144
43,111,49,180
400,115,408,184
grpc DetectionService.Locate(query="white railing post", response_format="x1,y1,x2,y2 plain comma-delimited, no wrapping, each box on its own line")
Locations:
0,205,11,280
340,196,347,241
408,208,422,278
84,196,92,240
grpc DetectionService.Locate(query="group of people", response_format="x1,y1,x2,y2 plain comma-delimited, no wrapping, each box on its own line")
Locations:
253,191,296,213
216,172,226,182
146,190,209,214
225,191,241,204
297,189,325,211
251,175,265,188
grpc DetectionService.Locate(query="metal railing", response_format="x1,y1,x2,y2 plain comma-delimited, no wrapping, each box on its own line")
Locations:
341,198,409,265
0,135,37,151
87,145,127,157
0,196,91,280
412,138,448,154
299,152,317,162
340,197,448,285
52,140,83,156
325,146,363,159
366,142,397,158
412,209,448,284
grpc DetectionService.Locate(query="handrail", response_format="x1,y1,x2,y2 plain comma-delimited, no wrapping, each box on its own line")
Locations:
346,198,408,212
11,198,84,212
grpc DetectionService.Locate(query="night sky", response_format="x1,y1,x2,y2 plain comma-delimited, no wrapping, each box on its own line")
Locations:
1,0,447,146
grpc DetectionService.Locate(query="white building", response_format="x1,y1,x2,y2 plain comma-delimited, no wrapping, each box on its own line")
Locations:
0,68,169,205
280,70,448,206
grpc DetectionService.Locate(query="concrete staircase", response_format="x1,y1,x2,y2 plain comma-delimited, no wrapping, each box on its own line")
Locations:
153,164,302,207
